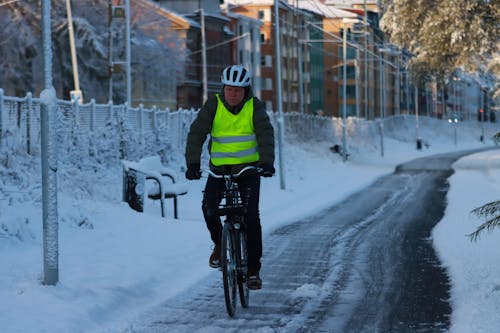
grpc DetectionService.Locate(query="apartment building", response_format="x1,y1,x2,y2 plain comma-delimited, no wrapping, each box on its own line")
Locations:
223,10,263,98
155,0,232,109
226,0,310,113
149,0,403,119
131,0,191,109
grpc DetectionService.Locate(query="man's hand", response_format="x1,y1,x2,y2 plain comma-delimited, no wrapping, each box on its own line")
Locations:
185,163,201,180
258,163,275,178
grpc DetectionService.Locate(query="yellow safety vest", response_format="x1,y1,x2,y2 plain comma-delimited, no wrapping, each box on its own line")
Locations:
210,95,260,166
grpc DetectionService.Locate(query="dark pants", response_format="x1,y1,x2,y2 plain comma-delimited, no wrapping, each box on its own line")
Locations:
202,172,262,271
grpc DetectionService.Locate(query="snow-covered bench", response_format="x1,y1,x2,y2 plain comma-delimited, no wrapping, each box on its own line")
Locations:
122,156,188,219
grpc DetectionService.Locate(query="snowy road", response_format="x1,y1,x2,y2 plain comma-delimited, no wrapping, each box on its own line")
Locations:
126,150,485,333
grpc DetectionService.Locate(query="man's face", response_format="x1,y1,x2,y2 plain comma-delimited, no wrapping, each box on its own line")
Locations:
224,85,245,107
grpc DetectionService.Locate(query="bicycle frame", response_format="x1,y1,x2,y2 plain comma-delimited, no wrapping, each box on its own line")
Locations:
203,166,258,317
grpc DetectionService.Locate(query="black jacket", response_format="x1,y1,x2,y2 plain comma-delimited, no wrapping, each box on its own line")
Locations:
185,91,275,173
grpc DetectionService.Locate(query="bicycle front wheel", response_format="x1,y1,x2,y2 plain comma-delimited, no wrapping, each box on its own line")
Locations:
237,230,250,308
221,222,237,317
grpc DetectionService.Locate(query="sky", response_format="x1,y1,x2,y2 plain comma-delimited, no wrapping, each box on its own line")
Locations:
0,116,499,333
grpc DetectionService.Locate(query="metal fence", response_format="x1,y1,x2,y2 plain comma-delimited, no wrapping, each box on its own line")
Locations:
0,89,344,167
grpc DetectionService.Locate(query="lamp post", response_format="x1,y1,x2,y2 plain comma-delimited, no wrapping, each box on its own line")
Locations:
377,48,385,157
379,46,402,117
415,87,422,149
341,18,362,162
274,0,286,189
448,113,458,146
41,0,59,286
66,0,82,103
342,20,348,162
199,8,208,103
480,86,485,143
377,46,402,155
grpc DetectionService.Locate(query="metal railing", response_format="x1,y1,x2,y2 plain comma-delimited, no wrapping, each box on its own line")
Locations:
0,89,200,162
0,89,344,167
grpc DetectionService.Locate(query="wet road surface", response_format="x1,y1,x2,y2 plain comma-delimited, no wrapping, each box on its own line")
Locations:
126,150,487,333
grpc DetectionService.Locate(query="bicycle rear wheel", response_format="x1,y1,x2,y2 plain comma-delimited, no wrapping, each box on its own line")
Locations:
221,222,237,317
237,230,250,308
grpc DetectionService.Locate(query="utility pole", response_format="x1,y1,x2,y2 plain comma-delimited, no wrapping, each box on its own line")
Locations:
125,0,131,106
363,0,369,118
415,87,422,149
296,1,304,114
41,0,59,286
66,0,82,103
342,20,348,162
274,0,286,190
378,50,385,157
200,8,208,103
108,0,131,105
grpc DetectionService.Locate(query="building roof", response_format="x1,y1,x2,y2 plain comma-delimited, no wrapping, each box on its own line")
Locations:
225,0,358,19
324,0,377,5
138,0,193,29
297,0,358,19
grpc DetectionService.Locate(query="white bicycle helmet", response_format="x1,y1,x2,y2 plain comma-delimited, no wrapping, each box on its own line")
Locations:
221,65,251,87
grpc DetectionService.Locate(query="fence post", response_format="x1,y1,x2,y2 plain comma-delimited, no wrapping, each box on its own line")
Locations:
108,100,114,122
152,105,158,143
90,99,96,132
73,97,80,128
0,88,4,147
139,104,144,149
178,109,182,148
27,92,33,154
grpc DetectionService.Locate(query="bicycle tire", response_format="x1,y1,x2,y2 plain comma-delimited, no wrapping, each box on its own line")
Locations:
237,230,250,308
221,222,237,317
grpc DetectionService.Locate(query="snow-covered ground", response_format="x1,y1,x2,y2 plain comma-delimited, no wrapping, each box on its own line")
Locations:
0,116,499,333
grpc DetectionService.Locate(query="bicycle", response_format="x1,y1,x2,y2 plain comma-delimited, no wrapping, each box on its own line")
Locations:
203,166,260,317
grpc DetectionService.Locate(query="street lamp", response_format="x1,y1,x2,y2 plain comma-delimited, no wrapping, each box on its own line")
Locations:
379,46,402,117
377,46,402,155
415,86,422,149
479,85,488,143
448,112,459,146
41,0,59,286
341,18,362,162
66,0,83,104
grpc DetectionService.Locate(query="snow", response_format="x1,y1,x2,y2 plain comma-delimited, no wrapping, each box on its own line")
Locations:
0,116,499,332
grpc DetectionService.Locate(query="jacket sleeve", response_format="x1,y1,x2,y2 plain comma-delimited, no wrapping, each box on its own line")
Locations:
185,96,217,166
253,98,275,165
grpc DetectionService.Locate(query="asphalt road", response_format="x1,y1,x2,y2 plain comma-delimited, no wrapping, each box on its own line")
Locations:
127,149,487,333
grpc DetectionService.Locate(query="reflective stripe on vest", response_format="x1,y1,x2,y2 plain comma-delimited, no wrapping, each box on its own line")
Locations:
210,95,259,166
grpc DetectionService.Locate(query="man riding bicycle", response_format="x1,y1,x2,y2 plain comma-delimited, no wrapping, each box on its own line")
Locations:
185,65,275,290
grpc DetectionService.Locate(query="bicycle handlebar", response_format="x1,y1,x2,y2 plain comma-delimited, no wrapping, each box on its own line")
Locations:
203,166,262,179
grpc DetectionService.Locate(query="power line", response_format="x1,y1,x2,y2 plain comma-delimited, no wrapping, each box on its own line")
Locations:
0,0,19,7
189,32,250,55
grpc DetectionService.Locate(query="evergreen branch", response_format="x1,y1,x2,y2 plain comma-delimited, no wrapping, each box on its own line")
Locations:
471,201,500,219
468,215,500,242
469,200,500,241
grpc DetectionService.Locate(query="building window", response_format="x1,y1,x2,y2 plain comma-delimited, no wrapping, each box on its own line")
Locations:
338,85,357,99
260,33,266,43
258,10,265,20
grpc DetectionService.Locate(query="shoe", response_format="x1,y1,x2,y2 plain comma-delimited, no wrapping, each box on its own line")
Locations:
246,268,262,290
209,244,221,268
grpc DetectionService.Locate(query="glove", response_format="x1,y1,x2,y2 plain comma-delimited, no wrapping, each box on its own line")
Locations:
185,163,201,180
259,163,275,178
